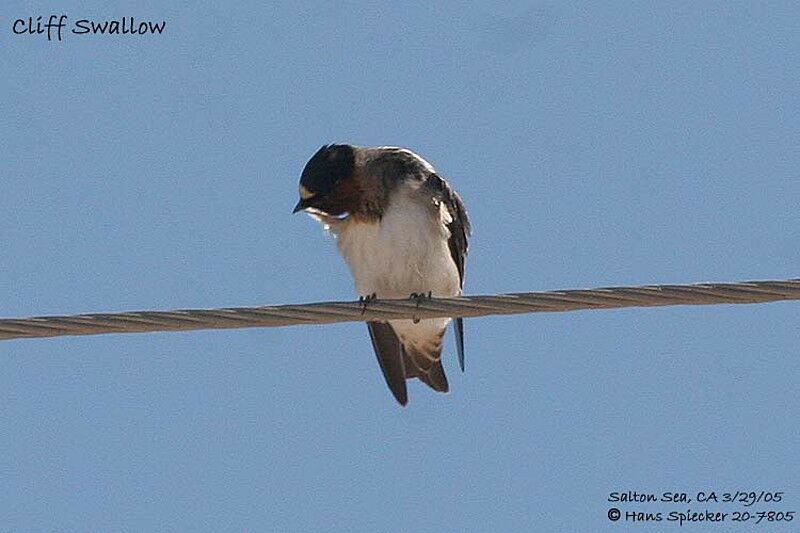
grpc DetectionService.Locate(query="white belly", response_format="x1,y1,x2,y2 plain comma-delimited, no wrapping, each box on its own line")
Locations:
329,192,461,346
333,193,461,300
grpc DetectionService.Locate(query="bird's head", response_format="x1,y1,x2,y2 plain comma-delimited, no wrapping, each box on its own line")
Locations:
293,144,357,217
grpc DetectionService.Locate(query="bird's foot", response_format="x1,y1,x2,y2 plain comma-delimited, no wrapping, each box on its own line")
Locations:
409,291,432,323
359,293,377,316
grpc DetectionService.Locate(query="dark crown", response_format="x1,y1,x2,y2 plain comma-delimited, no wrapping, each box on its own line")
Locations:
299,144,356,196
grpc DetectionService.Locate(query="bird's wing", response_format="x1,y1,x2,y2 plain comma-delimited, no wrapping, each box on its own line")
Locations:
423,173,471,371
423,174,470,286
367,322,408,405
453,317,465,371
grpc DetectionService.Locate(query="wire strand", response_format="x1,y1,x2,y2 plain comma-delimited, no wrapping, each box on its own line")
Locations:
1,278,798,341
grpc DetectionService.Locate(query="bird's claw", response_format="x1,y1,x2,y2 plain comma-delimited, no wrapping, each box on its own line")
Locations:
359,293,377,316
409,291,432,323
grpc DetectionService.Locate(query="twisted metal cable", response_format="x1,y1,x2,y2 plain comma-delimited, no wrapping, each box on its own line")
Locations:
0,278,798,341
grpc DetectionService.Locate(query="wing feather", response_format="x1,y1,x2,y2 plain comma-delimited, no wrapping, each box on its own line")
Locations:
424,173,470,370
367,322,408,405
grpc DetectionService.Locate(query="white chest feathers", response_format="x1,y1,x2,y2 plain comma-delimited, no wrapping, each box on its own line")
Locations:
330,190,461,299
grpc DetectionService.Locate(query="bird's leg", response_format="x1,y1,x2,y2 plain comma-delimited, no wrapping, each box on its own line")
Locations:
359,293,377,316
408,291,432,324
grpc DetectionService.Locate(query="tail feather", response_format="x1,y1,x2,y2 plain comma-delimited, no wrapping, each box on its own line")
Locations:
420,359,449,392
367,321,451,403
403,341,449,393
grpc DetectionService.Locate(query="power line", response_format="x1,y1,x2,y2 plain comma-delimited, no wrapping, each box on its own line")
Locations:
1,278,797,341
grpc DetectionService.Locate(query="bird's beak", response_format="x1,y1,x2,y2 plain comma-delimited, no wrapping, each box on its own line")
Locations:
292,198,309,214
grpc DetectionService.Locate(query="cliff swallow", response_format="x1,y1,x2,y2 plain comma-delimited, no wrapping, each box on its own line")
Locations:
293,144,471,405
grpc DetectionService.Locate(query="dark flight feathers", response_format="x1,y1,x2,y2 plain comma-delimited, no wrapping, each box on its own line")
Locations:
370,173,470,405
367,322,408,405
367,322,449,406
424,173,470,371
364,161,471,405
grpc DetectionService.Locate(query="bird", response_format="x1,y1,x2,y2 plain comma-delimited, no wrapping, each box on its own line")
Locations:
293,144,470,405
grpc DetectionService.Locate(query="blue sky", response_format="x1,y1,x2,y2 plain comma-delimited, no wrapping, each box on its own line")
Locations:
3,2,799,531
